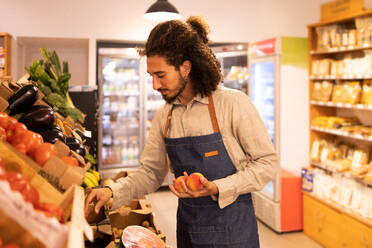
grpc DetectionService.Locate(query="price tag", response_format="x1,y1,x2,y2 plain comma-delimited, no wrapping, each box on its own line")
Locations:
84,130,92,138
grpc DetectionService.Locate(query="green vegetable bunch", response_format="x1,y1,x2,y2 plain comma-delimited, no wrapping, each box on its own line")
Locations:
26,48,84,123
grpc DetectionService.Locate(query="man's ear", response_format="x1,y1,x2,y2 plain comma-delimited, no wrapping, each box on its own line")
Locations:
180,60,191,78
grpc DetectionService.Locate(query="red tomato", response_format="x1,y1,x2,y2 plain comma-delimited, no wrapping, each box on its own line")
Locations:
36,202,65,223
0,126,6,141
0,112,9,129
61,156,79,167
10,131,43,156
34,143,57,166
14,143,27,155
6,122,27,142
21,183,40,208
6,171,23,184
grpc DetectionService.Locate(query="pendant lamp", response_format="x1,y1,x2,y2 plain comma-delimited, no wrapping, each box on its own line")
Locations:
144,0,181,21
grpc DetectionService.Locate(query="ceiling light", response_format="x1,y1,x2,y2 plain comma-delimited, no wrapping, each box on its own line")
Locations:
144,0,181,21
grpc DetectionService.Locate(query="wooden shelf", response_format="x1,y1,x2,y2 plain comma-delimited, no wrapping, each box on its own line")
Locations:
310,44,372,55
311,126,372,142
310,75,372,80
304,191,372,228
307,10,372,247
311,162,372,187
310,100,372,110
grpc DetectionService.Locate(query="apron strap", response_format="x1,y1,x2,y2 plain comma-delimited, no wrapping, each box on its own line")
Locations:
208,95,220,133
163,106,173,138
163,95,220,138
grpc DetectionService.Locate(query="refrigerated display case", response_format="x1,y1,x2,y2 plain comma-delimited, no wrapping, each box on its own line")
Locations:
97,43,173,185
212,44,249,93
248,37,308,232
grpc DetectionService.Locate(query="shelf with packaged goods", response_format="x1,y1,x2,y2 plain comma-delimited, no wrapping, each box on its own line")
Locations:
101,161,139,169
307,11,372,246
310,100,372,110
310,75,372,80
310,43,372,55
311,126,372,142
311,162,372,187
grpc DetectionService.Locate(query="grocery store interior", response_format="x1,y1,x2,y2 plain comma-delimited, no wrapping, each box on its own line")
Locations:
1,0,372,247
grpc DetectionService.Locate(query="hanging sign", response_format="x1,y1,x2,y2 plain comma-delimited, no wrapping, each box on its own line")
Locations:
249,38,276,57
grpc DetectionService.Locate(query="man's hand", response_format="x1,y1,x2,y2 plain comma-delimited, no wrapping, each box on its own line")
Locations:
169,172,219,198
84,187,113,217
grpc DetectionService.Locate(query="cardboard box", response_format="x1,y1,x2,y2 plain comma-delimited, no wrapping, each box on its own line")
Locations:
108,198,166,244
0,169,91,248
0,140,88,192
320,0,372,22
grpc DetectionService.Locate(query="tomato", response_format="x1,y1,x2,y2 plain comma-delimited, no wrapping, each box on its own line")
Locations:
0,116,17,129
0,112,9,129
6,122,27,142
0,126,6,141
36,202,65,223
61,156,79,167
21,183,40,208
10,131,43,156
34,143,57,166
6,171,23,184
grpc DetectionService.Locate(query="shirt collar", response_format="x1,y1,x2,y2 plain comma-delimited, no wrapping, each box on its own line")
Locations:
172,93,209,105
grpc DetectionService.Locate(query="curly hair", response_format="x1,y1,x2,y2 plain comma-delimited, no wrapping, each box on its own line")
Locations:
141,16,222,97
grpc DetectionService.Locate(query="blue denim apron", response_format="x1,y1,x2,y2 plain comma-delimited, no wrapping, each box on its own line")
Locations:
163,95,260,248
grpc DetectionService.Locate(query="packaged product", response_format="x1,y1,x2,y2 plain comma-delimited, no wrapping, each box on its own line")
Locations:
350,148,370,176
311,81,333,101
345,81,362,104
361,79,372,105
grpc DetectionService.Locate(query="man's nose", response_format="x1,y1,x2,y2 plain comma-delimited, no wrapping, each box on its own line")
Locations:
152,76,161,90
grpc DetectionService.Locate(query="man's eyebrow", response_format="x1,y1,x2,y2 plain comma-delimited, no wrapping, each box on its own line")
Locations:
147,71,165,75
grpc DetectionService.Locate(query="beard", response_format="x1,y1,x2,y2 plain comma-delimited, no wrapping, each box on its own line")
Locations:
159,72,187,104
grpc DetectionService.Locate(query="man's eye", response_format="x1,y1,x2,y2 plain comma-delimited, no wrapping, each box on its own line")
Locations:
158,75,164,79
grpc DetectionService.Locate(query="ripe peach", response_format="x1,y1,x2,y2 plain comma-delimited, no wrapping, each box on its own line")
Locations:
174,176,186,193
186,172,204,191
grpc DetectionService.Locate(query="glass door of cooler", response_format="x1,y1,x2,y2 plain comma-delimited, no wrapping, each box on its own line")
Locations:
98,48,143,169
213,44,249,93
249,54,280,202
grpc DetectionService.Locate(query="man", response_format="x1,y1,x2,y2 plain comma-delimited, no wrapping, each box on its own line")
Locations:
85,16,278,247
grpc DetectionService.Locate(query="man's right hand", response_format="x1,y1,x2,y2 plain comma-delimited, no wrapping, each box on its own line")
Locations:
84,187,113,217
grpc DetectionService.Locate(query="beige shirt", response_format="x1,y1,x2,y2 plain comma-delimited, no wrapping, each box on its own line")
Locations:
109,86,279,209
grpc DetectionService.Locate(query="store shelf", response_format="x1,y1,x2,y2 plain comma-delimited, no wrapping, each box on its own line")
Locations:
311,126,372,142
311,162,372,187
310,44,372,55
310,100,372,110
303,191,372,228
310,75,372,80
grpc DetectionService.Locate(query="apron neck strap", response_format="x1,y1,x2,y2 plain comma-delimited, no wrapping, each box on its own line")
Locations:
163,95,220,138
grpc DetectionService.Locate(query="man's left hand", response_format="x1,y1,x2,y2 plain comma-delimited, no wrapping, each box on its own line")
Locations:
169,172,219,198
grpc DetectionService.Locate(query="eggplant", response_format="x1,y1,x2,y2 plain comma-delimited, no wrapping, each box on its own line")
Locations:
39,128,66,144
66,137,82,146
8,84,39,114
19,105,56,131
68,142,86,157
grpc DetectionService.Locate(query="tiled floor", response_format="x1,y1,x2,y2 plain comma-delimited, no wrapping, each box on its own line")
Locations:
147,188,322,248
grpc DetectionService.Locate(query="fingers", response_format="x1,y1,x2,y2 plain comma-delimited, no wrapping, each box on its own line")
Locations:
169,184,181,197
84,190,97,217
94,198,105,214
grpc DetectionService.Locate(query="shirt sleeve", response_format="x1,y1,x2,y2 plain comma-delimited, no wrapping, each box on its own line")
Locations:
213,94,279,209
109,106,170,210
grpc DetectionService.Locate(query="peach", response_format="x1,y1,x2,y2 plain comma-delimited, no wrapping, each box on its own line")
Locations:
186,172,204,191
174,176,186,193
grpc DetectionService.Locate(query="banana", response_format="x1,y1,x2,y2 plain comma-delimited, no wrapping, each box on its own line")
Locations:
89,169,100,182
85,172,99,187
83,176,96,188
